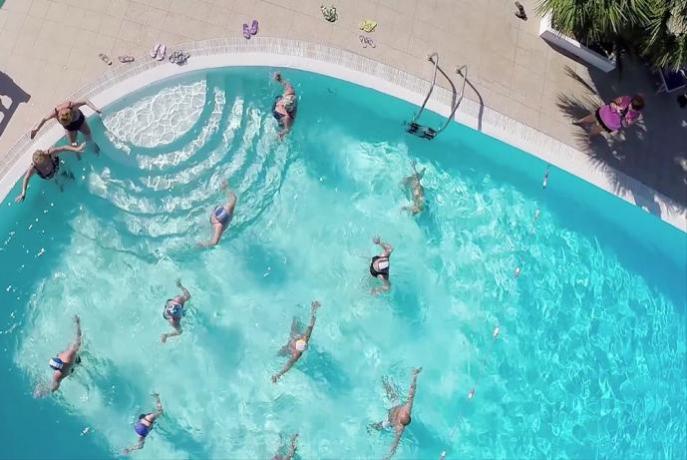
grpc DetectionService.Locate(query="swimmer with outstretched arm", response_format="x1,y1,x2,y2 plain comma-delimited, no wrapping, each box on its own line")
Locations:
272,433,299,460
199,180,237,248
370,367,422,460
122,393,164,455
370,236,393,295
401,160,426,215
272,301,322,383
35,315,82,398
161,279,191,343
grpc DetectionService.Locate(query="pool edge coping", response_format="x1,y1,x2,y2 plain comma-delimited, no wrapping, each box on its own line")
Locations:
1,37,685,232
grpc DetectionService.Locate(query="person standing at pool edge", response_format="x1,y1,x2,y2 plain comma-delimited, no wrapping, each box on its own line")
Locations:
30,99,102,152
370,367,422,460
199,180,237,248
272,301,322,383
122,393,164,455
370,236,393,295
161,279,192,343
272,72,297,139
35,315,82,397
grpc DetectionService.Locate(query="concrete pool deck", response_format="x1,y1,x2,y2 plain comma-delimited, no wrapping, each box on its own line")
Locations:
0,0,685,231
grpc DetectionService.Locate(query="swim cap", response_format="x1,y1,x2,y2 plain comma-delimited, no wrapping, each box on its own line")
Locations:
49,357,64,370
295,338,307,351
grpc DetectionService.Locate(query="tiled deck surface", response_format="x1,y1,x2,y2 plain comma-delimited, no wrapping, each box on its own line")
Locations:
1,0,686,212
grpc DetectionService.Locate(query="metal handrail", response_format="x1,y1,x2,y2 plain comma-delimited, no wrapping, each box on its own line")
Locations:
410,52,440,124
437,64,468,134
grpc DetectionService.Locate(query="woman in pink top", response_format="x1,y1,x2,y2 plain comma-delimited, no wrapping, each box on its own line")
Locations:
574,95,645,136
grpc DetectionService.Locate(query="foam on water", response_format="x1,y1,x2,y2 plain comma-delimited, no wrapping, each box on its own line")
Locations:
3,69,686,459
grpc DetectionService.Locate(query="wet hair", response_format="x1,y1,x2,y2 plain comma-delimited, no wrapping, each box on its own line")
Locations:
631,95,645,110
32,150,48,164
138,414,146,420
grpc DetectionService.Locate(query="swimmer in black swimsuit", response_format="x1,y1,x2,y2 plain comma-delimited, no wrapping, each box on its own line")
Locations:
15,143,85,203
30,99,102,153
272,72,297,139
198,180,237,248
370,236,393,295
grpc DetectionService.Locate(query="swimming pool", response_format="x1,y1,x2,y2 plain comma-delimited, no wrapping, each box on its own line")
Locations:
1,66,685,459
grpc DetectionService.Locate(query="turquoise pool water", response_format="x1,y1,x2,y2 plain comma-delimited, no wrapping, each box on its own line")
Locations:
1,68,685,459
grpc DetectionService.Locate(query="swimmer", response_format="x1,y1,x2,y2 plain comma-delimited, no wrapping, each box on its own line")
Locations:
370,236,393,295
199,180,237,248
122,393,164,455
160,279,192,343
401,160,426,215
15,144,84,203
272,433,299,460
272,301,322,383
370,367,422,460
467,387,476,399
31,100,102,152
35,315,82,397
272,72,297,139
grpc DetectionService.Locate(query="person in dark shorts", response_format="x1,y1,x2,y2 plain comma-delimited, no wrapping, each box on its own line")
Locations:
199,180,237,248
161,279,192,343
34,315,82,398
122,393,164,455
370,236,393,295
272,73,297,139
30,99,102,152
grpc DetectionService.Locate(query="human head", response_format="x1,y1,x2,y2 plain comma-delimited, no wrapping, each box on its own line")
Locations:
631,95,645,111
282,94,296,113
57,107,73,124
49,357,64,371
32,149,49,166
295,338,307,352
399,411,412,426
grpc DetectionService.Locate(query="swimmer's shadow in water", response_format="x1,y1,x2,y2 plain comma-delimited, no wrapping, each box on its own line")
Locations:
299,345,353,393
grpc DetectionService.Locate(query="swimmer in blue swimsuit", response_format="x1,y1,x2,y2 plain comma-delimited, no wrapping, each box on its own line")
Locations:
122,393,164,455
370,236,393,295
160,279,192,343
272,72,297,139
199,180,237,248
34,315,82,398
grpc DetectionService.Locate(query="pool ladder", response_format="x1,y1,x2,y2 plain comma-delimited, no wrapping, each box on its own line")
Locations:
407,53,468,140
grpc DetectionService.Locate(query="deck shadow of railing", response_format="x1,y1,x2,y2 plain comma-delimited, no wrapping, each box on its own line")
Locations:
0,71,31,139
555,61,687,213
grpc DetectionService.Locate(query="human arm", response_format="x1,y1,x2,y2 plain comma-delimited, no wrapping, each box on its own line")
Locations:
384,426,406,460
14,167,35,203
372,236,393,257
274,73,295,94
406,367,422,413
30,111,57,139
152,392,164,417
302,301,321,341
50,143,85,156
271,355,299,383
72,100,102,114
176,279,191,302
283,433,299,460
122,437,145,455
198,224,224,248
68,315,82,354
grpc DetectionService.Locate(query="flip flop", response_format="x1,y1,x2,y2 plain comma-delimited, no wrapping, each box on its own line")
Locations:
98,53,113,65
359,19,377,33
156,44,166,61
365,36,376,48
321,5,337,22
250,19,259,35
150,43,162,59
118,55,135,63
242,23,251,39
359,35,367,48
